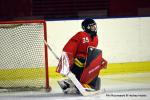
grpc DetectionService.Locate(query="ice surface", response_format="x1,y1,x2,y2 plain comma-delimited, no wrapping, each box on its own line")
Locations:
0,73,150,100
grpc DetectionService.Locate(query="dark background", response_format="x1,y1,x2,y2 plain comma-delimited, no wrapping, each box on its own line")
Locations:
0,0,150,20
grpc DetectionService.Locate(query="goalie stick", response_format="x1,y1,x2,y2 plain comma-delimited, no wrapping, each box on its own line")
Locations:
44,40,104,96
44,40,59,60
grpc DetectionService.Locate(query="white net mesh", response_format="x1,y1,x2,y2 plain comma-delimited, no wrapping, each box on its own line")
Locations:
0,21,49,92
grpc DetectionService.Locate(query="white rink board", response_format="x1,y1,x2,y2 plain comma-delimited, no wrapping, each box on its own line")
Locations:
46,17,150,66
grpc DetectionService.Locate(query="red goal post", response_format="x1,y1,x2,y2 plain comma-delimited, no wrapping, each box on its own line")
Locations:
0,20,51,92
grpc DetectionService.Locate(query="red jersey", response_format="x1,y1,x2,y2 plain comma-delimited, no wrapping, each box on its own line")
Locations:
63,31,98,59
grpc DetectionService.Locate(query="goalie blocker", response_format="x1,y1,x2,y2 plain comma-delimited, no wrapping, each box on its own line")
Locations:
56,47,107,93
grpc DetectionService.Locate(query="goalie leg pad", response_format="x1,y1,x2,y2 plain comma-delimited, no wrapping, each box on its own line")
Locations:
80,48,107,84
80,52,103,84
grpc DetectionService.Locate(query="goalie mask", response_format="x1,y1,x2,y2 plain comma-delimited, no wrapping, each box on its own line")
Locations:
82,18,97,37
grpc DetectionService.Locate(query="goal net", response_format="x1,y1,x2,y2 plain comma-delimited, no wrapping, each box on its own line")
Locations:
0,20,50,92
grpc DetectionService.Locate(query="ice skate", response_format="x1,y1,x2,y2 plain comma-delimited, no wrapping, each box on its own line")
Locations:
58,79,79,94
